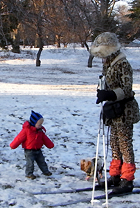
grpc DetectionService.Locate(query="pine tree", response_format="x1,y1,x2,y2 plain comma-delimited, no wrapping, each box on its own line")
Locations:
129,0,140,20
128,0,140,38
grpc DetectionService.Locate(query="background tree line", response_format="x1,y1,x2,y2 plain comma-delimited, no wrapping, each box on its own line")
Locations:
0,0,139,54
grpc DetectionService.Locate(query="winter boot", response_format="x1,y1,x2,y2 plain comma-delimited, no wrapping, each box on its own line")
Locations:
112,179,134,194
26,174,36,180
43,171,52,176
99,175,120,188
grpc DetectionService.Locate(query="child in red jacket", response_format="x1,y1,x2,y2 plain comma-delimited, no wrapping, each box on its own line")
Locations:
10,110,54,179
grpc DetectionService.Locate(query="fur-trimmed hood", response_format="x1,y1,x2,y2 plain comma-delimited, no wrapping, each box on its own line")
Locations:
90,32,121,58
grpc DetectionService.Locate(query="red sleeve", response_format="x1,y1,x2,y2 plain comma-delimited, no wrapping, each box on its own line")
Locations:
43,134,54,149
10,129,27,149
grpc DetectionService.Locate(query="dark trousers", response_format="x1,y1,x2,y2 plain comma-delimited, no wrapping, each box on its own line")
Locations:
24,149,49,176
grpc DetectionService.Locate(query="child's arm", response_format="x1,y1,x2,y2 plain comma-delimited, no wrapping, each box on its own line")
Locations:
43,134,54,148
10,129,26,149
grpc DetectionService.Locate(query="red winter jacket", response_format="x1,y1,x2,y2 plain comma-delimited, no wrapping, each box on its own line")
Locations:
10,121,54,150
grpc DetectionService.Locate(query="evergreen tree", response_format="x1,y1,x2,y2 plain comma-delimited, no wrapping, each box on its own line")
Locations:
129,0,140,20
128,0,140,38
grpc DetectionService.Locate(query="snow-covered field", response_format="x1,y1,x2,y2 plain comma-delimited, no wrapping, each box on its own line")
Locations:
0,45,140,208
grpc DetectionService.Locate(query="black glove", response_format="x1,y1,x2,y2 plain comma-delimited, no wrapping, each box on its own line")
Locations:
96,89,117,104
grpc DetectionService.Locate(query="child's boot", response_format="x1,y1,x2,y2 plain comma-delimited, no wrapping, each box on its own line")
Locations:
43,171,52,176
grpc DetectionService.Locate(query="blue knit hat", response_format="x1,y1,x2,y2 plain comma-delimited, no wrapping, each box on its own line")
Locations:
30,110,43,127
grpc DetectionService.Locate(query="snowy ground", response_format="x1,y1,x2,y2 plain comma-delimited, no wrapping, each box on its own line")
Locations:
0,45,140,208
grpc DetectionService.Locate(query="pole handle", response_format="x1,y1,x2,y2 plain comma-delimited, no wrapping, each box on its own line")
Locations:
98,75,105,90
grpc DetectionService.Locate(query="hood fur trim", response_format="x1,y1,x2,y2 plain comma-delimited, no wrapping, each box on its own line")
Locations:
90,44,121,58
90,32,121,58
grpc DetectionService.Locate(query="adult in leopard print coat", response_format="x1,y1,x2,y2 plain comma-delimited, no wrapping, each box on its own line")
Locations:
90,32,140,194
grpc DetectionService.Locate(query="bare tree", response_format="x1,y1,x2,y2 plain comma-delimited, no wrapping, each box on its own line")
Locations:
87,0,119,67
0,0,19,50
114,3,134,43
2,0,131,65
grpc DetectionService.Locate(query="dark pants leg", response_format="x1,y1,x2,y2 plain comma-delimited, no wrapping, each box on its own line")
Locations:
24,149,35,176
34,150,49,174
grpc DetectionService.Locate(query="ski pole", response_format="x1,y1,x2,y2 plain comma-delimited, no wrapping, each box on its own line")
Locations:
100,75,108,207
102,110,108,207
91,75,103,205
91,75,108,207
91,111,101,205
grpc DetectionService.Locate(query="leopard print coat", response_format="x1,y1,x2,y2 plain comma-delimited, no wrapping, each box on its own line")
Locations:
102,50,140,126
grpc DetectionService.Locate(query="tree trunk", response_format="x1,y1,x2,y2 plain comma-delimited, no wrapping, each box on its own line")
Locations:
36,36,43,67
88,54,94,68
56,34,61,48
84,42,89,51
36,47,43,66
12,32,20,53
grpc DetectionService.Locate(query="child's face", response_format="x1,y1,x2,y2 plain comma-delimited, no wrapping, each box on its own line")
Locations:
35,118,44,129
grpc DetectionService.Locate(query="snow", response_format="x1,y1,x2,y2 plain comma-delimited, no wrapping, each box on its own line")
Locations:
0,44,140,207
